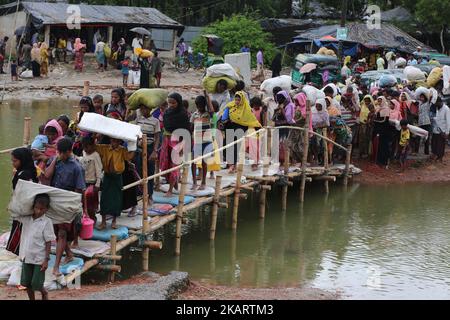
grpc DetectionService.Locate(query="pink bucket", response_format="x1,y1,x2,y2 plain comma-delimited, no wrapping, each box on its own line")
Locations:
80,215,94,240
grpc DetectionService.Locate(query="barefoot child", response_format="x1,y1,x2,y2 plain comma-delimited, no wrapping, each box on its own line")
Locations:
96,138,134,229
77,136,102,223
398,119,410,172
18,193,55,300
190,95,213,190
46,138,86,275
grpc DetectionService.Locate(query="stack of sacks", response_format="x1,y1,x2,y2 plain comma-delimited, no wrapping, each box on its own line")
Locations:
127,88,168,110
260,75,291,97
202,63,239,94
134,47,154,59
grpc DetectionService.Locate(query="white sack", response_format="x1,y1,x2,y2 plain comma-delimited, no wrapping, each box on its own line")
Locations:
8,180,82,224
404,66,426,81
260,75,291,96
206,63,241,81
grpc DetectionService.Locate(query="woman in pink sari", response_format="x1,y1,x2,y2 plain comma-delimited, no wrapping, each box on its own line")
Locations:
74,38,86,72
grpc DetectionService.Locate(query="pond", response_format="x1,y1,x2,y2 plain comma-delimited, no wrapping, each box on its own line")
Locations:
1,100,450,299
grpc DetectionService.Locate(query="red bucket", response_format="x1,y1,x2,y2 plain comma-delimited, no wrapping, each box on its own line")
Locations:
80,214,94,240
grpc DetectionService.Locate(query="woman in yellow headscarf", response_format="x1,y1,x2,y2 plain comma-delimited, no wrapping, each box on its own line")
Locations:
359,95,375,158
222,91,261,173
39,42,49,77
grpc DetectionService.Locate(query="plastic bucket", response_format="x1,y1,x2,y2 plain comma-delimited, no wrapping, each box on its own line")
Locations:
80,215,94,240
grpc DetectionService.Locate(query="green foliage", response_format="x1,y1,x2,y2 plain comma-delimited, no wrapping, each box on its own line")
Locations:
191,14,277,67
415,0,450,32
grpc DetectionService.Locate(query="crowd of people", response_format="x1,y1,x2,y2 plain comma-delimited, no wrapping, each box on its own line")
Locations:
6,32,162,87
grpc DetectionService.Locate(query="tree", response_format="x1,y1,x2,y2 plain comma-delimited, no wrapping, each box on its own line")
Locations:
415,0,449,53
191,14,277,67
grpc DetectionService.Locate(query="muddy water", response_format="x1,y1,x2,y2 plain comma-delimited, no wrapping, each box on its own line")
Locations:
1,101,450,299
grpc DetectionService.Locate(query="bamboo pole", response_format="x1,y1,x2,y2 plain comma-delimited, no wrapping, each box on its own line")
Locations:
109,235,117,282
231,162,244,230
82,80,90,96
65,259,99,284
323,128,329,194
141,134,149,271
267,128,272,158
281,148,290,211
23,117,31,145
259,184,267,219
144,241,163,250
175,166,189,255
300,101,311,203
343,145,352,187
209,175,222,240
154,159,160,191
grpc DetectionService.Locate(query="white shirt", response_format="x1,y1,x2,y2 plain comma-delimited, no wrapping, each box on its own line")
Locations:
132,37,142,51
95,41,105,53
18,215,56,265
433,105,450,135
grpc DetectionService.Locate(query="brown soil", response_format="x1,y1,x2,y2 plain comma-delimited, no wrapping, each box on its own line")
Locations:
178,281,339,300
354,150,450,185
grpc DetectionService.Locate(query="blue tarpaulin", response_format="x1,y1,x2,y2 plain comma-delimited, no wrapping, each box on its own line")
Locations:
313,40,359,57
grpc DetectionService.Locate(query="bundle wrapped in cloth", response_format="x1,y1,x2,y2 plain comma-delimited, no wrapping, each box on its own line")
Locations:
134,47,154,58
302,84,325,104
379,75,397,88
404,66,426,82
127,88,169,110
260,75,291,97
206,63,241,81
426,67,443,88
78,113,142,151
8,180,82,224
317,47,336,57
202,76,236,94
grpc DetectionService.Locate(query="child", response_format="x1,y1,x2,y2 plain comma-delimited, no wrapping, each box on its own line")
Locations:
77,136,103,222
93,94,104,115
18,193,56,300
44,138,85,275
398,119,410,172
96,138,134,229
121,57,130,87
134,104,160,207
31,124,48,153
11,59,18,81
190,95,213,190
205,95,221,179
250,97,267,170
43,120,63,158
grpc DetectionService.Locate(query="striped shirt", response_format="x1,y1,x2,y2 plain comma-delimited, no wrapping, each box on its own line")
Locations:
135,115,161,145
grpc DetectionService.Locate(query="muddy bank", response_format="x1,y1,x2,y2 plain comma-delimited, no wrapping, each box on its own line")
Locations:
354,150,450,185
0,271,337,300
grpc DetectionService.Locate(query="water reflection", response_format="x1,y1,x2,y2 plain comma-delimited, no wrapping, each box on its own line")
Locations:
150,183,450,299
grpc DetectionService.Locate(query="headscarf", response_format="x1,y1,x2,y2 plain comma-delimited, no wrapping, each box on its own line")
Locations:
312,99,330,128
11,147,38,190
163,92,190,133
31,43,40,62
74,38,85,51
344,56,351,66
44,119,64,157
325,96,341,117
376,97,390,118
276,91,296,124
359,95,374,123
399,92,412,118
294,92,313,132
40,42,48,51
118,38,126,46
389,99,403,121
226,91,261,128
